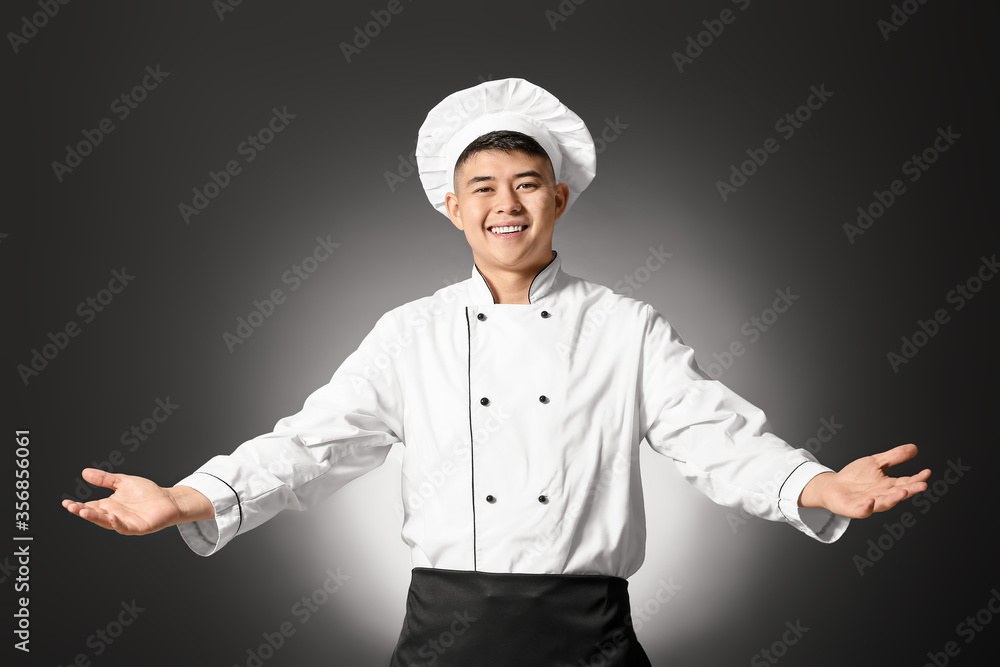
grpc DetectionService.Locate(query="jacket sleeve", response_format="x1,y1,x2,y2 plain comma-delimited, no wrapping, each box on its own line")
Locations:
174,312,405,556
638,305,849,543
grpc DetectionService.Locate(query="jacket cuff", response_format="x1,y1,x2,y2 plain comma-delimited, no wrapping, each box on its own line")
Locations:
777,461,850,543
173,470,242,556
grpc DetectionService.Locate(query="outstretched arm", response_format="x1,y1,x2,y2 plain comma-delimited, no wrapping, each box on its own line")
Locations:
62,468,215,535
798,444,930,518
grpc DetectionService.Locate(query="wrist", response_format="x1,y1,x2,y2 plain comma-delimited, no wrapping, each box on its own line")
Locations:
169,485,216,524
798,472,835,509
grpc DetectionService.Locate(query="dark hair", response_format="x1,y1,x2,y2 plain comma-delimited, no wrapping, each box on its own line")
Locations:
453,130,554,185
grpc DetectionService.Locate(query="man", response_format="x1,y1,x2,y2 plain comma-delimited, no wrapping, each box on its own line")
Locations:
63,78,931,666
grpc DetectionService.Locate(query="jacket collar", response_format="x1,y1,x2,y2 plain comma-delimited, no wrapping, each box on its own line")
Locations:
468,251,562,305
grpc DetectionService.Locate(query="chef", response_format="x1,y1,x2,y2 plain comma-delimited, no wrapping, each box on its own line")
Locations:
63,78,931,667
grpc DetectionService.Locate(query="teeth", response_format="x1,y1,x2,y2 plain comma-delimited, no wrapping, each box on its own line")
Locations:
491,226,525,234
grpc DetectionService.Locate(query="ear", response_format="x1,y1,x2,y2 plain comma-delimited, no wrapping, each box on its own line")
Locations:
552,182,570,222
445,192,464,231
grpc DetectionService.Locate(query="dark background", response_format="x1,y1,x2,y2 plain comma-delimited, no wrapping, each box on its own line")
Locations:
4,1,999,665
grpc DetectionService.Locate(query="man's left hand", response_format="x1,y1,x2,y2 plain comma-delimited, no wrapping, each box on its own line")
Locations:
798,444,930,518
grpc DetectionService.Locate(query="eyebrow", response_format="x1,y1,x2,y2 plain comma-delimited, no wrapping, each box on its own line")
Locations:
465,170,547,188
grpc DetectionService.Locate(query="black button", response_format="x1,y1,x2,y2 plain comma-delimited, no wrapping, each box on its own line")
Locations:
539,395,549,404
486,495,496,503
538,495,549,504
480,397,490,406
540,310,551,318
477,313,486,321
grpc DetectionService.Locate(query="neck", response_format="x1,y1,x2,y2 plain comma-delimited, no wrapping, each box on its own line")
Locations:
477,252,553,304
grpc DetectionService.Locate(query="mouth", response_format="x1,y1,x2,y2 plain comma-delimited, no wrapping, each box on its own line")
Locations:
487,224,528,238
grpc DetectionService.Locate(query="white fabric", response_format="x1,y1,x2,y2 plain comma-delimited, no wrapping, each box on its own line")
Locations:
416,78,597,218
446,113,564,193
175,252,849,576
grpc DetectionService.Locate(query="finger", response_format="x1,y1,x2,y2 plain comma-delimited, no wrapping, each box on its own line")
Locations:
81,468,122,491
63,498,99,511
871,443,919,470
83,506,135,534
76,505,115,530
63,500,100,518
876,478,933,511
899,479,929,497
871,487,909,513
849,497,876,519
891,469,932,486
105,512,126,534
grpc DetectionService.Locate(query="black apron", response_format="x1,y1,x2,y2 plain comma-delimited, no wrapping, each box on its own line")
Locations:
389,567,652,667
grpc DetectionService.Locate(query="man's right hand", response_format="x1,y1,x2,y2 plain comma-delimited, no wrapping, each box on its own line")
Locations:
61,468,215,535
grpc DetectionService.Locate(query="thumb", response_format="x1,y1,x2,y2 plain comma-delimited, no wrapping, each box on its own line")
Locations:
81,468,121,491
871,443,919,470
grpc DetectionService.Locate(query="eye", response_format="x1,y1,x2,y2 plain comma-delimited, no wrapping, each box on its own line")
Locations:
473,186,493,193
516,182,538,190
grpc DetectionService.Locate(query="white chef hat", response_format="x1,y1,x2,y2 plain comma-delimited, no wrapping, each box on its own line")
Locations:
416,78,597,218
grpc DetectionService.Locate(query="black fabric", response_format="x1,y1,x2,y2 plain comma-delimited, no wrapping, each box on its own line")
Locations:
389,567,652,667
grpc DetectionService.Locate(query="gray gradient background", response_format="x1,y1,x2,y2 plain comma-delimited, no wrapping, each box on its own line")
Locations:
4,1,999,665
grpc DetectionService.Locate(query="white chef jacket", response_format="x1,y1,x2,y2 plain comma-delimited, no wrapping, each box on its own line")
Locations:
175,251,849,577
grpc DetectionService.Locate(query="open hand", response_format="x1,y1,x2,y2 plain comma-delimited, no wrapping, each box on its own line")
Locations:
62,468,212,535
800,444,931,518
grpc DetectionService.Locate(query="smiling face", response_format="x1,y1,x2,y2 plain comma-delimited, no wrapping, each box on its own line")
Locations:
445,149,569,280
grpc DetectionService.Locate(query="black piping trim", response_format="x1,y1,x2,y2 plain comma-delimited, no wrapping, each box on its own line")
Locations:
472,250,558,305
472,263,497,304
777,460,809,500
527,250,558,304
198,471,243,535
465,307,478,571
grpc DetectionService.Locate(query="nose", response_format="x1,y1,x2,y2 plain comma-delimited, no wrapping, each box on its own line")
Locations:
494,185,522,215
